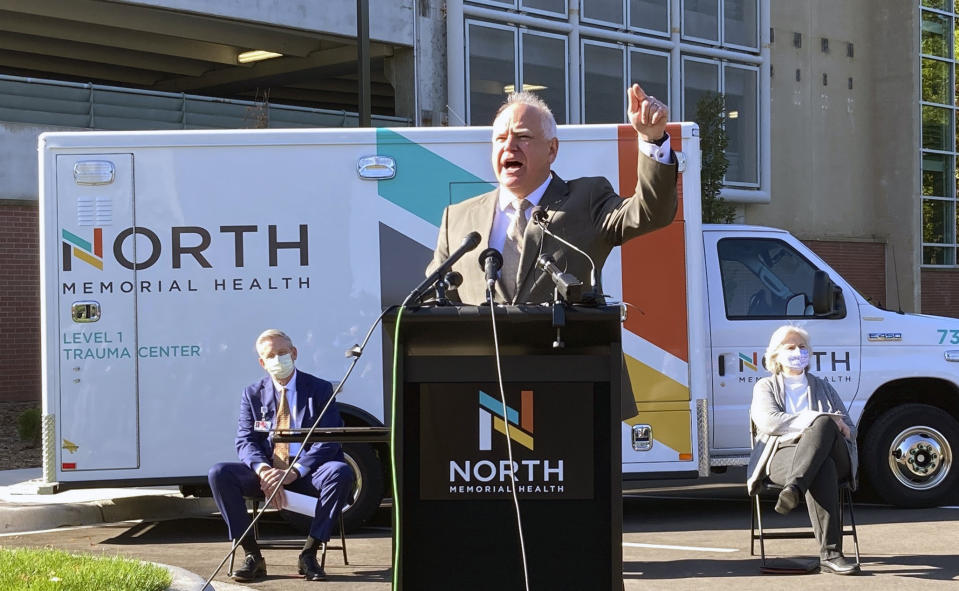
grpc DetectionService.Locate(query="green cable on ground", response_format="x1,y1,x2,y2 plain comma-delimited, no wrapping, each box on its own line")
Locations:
390,305,404,591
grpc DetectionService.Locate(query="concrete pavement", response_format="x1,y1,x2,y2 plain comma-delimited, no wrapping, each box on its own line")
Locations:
1,467,958,589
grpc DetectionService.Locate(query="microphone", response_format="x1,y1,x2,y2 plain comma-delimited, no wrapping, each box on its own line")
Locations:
537,254,583,302
529,207,599,297
406,231,481,305
478,248,503,293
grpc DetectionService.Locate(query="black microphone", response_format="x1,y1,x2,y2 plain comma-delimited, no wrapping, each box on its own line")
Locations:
406,231,481,305
529,207,599,296
537,254,583,302
478,248,503,293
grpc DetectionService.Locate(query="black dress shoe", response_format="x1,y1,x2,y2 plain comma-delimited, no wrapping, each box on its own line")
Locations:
820,555,861,575
774,484,801,515
232,552,266,582
298,551,328,581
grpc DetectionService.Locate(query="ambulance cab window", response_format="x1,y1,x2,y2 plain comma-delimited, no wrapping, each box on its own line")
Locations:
717,238,820,319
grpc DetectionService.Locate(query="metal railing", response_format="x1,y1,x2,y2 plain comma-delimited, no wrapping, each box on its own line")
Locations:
0,74,409,130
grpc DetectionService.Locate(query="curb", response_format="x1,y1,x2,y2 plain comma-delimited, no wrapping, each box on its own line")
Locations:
161,562,253,591
0,495,218,534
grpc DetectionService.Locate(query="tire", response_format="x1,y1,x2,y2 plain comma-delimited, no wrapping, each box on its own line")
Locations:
863,403,959,507
280,442,385,534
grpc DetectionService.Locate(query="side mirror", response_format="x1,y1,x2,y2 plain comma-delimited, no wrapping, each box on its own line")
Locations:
785,293,807,316
812,270,843,316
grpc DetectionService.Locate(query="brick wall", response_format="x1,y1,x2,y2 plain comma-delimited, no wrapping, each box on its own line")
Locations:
921,268,959,318
0,202,40,402
803,239,886,308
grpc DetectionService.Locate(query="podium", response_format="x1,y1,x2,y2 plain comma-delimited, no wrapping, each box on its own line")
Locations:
384,304,623,590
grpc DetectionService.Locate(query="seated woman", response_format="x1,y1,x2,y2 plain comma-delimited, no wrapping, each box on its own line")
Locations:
746,325,860,575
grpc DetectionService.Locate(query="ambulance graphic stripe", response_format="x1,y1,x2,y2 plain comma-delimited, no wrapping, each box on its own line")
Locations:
62,229,92,252
72,247,103,270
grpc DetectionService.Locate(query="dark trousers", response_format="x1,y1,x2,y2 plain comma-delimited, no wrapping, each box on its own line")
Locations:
208,460,353,543
767,415,851,559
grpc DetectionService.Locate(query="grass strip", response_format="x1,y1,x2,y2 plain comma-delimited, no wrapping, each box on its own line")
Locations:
0,546,172,591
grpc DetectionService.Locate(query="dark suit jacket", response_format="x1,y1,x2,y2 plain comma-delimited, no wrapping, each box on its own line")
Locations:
235,370,345,477
427,151,677,305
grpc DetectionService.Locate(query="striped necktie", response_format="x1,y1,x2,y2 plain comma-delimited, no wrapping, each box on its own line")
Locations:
500,198,531,301
272,387,290,469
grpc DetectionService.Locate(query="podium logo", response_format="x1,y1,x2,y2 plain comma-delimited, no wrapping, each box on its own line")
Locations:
478,390,534,451
62,229,103,271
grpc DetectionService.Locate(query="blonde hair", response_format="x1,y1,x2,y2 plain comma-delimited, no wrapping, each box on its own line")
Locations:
763,325,812,375
494,91,558,140
255,329,293,353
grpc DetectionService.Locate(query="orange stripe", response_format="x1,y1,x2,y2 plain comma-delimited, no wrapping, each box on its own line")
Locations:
521,390,533,433
617,122,689,362
94,228,102,258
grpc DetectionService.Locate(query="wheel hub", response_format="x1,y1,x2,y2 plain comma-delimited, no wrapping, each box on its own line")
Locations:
889,426,952,490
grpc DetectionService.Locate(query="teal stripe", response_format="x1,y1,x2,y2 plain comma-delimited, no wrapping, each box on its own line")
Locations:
479,390,519,425
62,229,91,252
376,128,495,226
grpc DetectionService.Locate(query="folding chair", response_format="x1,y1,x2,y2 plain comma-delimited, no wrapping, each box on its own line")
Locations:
228,498,349,575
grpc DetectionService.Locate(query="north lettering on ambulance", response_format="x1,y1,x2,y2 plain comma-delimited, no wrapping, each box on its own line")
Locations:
61,223,312,295
736,349,854,383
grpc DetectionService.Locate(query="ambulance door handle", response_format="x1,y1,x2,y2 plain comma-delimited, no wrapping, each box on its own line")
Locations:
718,354,725,376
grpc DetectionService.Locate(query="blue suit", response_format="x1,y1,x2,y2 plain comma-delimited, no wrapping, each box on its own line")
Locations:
209,370,353,542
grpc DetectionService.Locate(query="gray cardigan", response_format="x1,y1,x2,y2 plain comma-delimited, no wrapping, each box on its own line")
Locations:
746,373,858,495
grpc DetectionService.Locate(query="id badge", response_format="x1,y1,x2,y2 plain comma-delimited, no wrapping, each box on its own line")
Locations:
254,420,272,432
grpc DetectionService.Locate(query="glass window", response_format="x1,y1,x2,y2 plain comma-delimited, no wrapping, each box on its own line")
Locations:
522,0,567,16
683,0,719,43
630,0,669,34
522,32,569,124
724,64,759,185
583,42,625,123
923,198,955,246
718,239,823,319
921,0,946,10
923,153,954,197
723,0,758,49
922,11,952,58
922,58,952,104
629,49,669,107
583,0,625,26
468,23,516,125
922,105,953,151
682,58,719,122
924,246,955,265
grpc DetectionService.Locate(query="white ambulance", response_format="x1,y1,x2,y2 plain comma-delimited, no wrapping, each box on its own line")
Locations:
39,121,959,529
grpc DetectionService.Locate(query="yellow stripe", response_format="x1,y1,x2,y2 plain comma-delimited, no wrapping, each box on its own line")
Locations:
624,356,692,456
493,416,534,451
624,355,690,403
73,247,103,270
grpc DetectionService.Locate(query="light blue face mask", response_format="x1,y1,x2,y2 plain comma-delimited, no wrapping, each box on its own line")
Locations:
781,348,809,371
264,353,295,379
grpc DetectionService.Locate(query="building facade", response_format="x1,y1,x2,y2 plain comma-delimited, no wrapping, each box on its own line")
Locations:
0,0,945,401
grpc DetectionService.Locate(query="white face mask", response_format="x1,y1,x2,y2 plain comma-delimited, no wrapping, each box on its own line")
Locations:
781,348,809,372
263,353,295,380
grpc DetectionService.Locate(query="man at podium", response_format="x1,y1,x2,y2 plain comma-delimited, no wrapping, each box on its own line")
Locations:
426,83,677,307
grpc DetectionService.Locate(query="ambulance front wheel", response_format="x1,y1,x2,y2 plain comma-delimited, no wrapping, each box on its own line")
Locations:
863,403,959,507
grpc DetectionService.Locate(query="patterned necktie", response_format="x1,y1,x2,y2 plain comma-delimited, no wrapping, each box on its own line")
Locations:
273,387,290,469
500,198,531,301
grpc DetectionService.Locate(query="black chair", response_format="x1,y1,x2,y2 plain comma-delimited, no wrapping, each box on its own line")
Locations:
228,498,348,576
748,422,860,569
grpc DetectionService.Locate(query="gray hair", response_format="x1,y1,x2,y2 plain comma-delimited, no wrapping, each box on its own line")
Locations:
763,325,812,375
255,328,293,352
495,91,558,140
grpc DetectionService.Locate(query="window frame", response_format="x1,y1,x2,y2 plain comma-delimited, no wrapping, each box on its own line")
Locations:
580,38,628,124
520,28,572,124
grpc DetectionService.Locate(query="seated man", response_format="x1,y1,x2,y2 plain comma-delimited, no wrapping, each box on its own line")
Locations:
209,329,353,582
